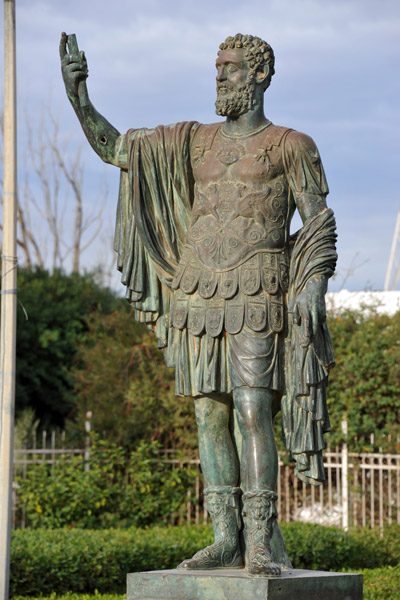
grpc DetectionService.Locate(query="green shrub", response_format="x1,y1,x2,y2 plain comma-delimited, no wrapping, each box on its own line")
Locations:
280,522,400,571
11,596,120,600
10,566,400,600
10,523,400,596
10,564,400,600
10,525,213,595
16,438,197,528
359,564,400,600
326,309,400,451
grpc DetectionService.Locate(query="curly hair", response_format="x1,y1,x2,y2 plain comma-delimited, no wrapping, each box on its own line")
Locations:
219,34,275,89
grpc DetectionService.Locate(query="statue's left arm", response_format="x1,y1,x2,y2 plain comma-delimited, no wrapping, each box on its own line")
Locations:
281,131,337,485
284,130,334,346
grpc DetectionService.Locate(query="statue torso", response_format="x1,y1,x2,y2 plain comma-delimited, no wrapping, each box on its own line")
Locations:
171,123,295,333
187,122,294,272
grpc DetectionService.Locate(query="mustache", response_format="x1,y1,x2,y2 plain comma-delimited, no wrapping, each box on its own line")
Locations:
217,82,236,92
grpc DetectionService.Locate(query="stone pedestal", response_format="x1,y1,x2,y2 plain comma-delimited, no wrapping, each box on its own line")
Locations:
127,568,363,600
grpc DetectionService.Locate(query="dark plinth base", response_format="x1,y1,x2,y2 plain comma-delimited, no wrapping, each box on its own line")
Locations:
127,568,363,600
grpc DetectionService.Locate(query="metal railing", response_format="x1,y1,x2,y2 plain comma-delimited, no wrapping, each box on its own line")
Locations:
12,431,400,530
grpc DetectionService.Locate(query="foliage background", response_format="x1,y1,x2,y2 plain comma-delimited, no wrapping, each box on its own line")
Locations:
10,523,400,595
14,267,119,429
16,437,196,529
9,268,400,453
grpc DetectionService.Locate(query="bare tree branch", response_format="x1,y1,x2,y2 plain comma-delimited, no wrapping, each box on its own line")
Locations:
1,105,107,274
334,252,370,291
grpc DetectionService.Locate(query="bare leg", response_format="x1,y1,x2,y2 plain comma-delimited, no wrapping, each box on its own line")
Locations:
233,386,281,576
233,386,278,491
177,394,243,570
195,393,239,487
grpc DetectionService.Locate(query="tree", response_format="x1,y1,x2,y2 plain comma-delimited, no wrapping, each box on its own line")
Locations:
69,303,400,453
325,308,400,451
15,267,120,428
69,305,197,451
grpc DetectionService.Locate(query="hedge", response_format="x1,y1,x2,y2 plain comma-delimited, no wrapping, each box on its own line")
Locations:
10,523,400,596
12,565,400,600
359,564,400,599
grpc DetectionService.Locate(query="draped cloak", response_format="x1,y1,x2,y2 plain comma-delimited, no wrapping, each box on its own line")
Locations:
114,121,337,486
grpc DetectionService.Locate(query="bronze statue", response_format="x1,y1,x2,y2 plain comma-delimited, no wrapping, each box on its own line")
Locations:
60,32,337,577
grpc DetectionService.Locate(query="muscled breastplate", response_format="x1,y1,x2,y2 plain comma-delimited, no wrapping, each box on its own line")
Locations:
171,123,295,336
187,122,293,271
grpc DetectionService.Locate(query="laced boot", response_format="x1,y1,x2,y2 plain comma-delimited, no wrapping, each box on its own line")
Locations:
177,486,243,569
242,489,281,577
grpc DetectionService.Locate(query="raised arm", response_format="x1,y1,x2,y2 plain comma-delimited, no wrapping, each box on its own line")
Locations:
59,32,125,168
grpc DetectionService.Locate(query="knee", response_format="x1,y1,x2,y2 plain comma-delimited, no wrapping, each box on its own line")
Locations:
234,387,272,435
195,402,211,430
195,398,230,435
235,400,260,433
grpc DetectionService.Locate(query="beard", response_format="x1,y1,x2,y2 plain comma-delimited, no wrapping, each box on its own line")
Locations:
215,79,256,117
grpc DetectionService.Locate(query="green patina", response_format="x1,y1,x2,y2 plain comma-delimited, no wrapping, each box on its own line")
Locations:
60,32,337,577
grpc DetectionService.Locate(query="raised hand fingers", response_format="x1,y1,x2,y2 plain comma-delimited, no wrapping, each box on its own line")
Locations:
59,32,68,60
62,52,86,66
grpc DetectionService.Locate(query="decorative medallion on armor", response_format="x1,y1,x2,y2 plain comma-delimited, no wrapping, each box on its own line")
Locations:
219,269,238,299
245,291,268,332
261,253,279,295
216,140,245,165
180,264,200,294
171,290,189,329
206,296,225,337
268,294,284,332
187,294,207,335
239,255,261,295
225,300,245,335
198,269,218,299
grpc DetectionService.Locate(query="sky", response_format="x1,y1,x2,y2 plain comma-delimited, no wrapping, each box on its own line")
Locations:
1,0,400,292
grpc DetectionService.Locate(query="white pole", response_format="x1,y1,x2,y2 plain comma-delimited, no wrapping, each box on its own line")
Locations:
384,201,400,291
341,417,349,531
0,1,17,599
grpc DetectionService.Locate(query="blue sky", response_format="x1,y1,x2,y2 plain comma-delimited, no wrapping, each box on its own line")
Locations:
1,0,400,291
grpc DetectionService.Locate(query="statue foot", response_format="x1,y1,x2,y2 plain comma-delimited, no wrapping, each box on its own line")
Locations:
247,548,281,577
177,486,243,570
177,540,243,570
243,489,282,578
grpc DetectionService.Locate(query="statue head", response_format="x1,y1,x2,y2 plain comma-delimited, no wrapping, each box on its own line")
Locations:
215,33,275,118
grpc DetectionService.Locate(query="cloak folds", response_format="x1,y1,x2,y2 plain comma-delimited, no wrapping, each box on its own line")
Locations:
283,208,337,485
114,122,198,348
114,122,337,486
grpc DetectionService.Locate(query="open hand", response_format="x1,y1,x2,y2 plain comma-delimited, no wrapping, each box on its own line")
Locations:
292,276,327,346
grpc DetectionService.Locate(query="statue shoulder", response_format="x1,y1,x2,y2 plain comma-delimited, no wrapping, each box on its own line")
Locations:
263,124,320,156
190,122,221,151
257,123,293,150
284,128,320,154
